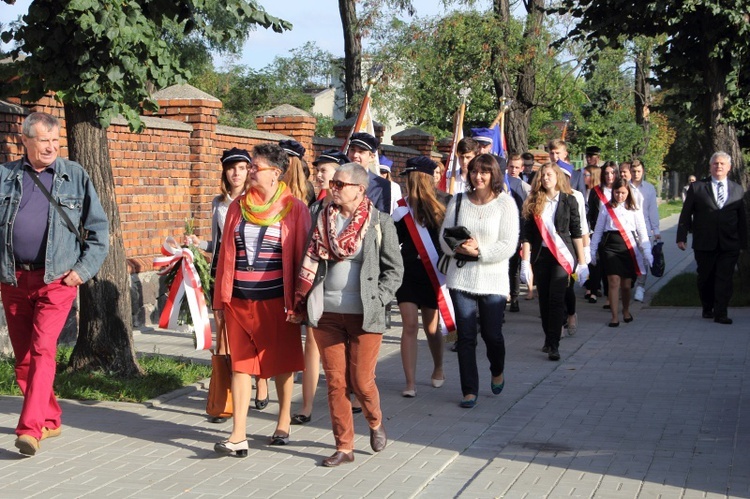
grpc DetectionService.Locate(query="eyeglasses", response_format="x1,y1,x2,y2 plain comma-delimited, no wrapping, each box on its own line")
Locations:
583,173,592,177
249,164,277,172
329,179,360,190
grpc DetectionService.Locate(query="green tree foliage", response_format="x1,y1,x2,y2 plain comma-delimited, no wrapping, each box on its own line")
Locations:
554,0,750,185
0,0,290,132
189,42,337,129
0,0,289,376
371,11,526,139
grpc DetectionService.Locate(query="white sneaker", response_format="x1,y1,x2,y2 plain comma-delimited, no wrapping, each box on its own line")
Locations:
634,286,645,302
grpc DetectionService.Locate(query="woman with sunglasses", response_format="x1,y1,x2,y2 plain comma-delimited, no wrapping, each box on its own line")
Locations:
212,143,311,457
185,148,269,420
293,163,403,467
439,154,519,409
587,161,618,308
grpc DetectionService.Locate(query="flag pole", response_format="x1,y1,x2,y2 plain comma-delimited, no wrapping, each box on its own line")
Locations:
342,65,382,155
448,87,471,195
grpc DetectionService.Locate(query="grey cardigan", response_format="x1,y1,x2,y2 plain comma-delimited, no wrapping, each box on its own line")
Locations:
305,207,404,333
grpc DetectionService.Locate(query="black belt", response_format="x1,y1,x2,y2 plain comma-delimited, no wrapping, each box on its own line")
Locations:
16,262,45,271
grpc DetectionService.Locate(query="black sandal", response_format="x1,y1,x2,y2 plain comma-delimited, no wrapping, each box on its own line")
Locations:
291,413,312,425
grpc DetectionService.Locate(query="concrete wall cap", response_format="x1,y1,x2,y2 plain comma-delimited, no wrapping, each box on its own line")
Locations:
0,100,28,116
111,115,193,131
391,127,433,138
152,84,220,102
257,104,313,118
216,125,290,141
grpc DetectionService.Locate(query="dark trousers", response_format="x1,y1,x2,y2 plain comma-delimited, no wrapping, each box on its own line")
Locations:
565,278,576,315
694,249,739,318
533,248,569,351
449,289,506,397
508,251,521,300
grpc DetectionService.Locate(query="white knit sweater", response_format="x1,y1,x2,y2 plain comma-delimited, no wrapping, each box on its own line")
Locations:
439,192,519,296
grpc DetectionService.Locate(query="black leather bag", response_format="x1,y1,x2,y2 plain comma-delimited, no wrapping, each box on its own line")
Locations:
441,194,478,268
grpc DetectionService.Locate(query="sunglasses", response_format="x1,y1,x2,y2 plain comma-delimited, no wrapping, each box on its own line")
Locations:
329,179,360,190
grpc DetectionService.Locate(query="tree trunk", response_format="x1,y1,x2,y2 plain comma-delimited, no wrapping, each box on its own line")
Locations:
633,44,651,158
492,0,544,154
63,103,143,377
703,50,747,188
339,0,363,118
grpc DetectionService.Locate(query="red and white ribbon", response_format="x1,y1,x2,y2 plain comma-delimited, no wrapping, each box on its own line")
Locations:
153,237,212,350
393,198,456,334
534,215,575,275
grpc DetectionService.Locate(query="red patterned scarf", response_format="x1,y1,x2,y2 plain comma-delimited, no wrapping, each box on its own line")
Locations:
294,197,372,312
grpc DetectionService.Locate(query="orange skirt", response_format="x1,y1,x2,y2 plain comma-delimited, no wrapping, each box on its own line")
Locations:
224,296,304,377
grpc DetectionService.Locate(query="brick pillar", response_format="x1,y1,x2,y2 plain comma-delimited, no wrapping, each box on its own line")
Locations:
256,104,317,164
391,128,435,157
152,84,222,237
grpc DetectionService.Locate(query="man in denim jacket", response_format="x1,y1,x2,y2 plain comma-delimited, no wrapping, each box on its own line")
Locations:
0,112,109,456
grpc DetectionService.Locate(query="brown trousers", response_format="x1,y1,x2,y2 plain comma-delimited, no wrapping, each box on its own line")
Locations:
314,312,383,451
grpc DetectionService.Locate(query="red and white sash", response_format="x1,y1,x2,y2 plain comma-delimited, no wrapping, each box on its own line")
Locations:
593,185,608,207
534,210,575,275
393,198,456,334
604,204,647,276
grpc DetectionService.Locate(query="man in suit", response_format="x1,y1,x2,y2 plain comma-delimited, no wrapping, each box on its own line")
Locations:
521,152,536,185
677,151,747,325
346,132,391,213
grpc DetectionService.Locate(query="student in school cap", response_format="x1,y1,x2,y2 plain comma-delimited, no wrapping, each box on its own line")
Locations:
379,155,394,174
349,132,379,152
313,149,349,167
400,155,437,176
279,139,306,158
221,147,252,165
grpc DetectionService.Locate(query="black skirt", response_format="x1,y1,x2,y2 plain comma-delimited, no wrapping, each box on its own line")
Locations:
601,231,636,280
396,258,438,309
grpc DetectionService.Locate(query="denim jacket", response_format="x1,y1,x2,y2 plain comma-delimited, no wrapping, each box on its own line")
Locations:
0,157,109,285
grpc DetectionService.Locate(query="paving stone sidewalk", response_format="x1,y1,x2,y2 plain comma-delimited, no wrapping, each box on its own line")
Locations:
1,214,748,498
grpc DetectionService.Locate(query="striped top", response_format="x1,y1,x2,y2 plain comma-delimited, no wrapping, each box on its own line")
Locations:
232,220,284,301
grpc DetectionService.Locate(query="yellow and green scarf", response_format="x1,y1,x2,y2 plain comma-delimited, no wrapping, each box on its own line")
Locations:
240,181,294,226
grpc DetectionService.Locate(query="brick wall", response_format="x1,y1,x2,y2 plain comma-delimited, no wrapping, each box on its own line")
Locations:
0,85,430,347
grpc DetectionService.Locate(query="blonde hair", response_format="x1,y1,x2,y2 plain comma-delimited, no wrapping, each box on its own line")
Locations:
522,163,572,218
282,156,311,202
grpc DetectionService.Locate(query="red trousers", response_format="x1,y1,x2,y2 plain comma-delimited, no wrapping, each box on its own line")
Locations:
1,269,77,439
314,312,383,451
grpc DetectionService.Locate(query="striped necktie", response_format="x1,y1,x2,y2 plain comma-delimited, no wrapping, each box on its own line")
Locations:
717,182,725,208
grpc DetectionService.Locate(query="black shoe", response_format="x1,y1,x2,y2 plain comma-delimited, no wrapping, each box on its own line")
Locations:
255,395,269,410
291,413,312,425
541,345,551,353
702,310,714,319
714,316,733,325
322,451,354,467
208,416,228,424
548,349,560,361
509,300,520,312
369,424,387,452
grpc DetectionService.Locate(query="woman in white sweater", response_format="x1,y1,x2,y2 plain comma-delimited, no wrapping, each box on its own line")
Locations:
439,154,519,409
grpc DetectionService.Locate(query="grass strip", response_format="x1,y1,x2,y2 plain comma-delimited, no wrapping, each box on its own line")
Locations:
0,346,211,403
651,272,750,307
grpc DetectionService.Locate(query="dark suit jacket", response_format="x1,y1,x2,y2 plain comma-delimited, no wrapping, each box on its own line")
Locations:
521,192,582,265
676,178,747,251
366,171,391,214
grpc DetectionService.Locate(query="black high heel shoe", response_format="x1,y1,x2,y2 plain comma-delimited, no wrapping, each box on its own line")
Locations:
214,439,248,457
255,394,269,410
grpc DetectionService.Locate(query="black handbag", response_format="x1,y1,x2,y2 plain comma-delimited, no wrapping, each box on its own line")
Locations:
440,193,478,269
650,241,665,277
